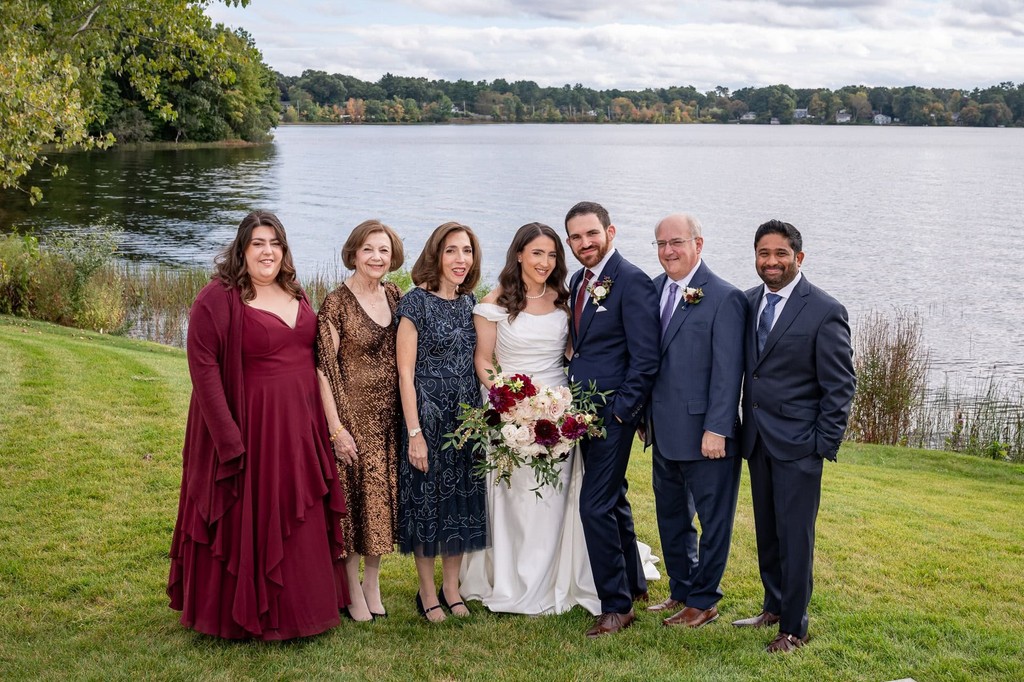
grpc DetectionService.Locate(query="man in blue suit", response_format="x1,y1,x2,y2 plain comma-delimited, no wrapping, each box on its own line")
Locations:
565,201,660,638
733,219,856,653
644,214,746,629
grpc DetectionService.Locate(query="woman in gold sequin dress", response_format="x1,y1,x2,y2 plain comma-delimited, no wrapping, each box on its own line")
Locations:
316,219,404,621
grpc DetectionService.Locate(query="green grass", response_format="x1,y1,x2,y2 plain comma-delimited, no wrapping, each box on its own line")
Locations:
1,314,1023,681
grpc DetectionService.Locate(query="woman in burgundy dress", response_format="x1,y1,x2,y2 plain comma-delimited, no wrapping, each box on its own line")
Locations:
168,210,349,640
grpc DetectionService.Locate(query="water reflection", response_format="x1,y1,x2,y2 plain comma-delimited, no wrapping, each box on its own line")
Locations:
3,125,1022,391
2,144,278,263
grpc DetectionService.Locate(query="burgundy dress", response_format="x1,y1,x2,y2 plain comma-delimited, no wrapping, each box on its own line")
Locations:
168,283,349,640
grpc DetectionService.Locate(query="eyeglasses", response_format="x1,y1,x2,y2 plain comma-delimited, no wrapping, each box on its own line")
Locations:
652,237,697,250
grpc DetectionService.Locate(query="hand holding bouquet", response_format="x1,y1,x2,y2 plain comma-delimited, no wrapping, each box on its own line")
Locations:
446,369,607,495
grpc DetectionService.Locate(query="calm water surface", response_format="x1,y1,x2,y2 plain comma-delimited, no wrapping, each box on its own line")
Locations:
3,124,1022,386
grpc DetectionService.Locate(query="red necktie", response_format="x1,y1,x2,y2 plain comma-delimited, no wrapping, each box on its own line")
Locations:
573,269,594,331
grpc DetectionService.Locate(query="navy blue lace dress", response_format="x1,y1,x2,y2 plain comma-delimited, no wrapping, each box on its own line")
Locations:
397,287,488,557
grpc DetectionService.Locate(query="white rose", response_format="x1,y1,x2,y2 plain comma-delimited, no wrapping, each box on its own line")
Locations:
513,425,534,448
592,285,607,298
500,423,520,446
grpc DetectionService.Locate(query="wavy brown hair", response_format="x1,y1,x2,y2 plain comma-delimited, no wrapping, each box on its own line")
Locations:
213,210,303,302
496,222,570,321
410,221,481,295
341,219,405,271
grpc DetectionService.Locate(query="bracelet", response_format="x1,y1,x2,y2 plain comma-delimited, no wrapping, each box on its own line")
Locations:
329,425,346,442
408,427,423,438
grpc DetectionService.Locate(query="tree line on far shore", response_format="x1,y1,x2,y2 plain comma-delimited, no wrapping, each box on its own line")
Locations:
5,0,1022,202
278,71,1024,128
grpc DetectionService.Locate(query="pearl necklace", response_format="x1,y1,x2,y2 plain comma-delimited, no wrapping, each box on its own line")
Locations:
525,283,547,300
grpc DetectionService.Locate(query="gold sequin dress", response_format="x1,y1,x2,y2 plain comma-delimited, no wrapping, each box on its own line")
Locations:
316,282,401,556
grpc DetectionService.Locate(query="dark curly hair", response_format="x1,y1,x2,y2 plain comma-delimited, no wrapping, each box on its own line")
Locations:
213,210,303,302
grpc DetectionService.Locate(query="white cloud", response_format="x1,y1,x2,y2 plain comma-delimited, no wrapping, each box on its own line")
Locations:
393,0,682,22
206,1,1024,90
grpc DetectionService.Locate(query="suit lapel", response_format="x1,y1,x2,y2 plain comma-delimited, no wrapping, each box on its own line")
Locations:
576,251,622,346
747,285,762,364
660,263,708,354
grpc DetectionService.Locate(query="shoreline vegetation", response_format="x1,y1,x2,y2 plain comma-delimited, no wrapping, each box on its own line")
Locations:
1,231,1021,465
1,314,1022,680
39,139,271,154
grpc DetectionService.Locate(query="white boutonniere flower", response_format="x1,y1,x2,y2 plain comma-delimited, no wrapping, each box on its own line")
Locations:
683,287,704,305
588,276,613,305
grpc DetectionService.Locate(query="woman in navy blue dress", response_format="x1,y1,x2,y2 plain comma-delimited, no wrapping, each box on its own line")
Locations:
396,221,488,623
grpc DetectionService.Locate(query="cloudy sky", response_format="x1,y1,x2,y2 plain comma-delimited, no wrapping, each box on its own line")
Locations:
205,0,1023,91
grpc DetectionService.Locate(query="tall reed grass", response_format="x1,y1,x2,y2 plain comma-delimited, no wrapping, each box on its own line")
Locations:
848,308,1024,463
847,309,929,445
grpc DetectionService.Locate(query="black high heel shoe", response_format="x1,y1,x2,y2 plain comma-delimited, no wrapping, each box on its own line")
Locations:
416,592,444,622
438,588,469,617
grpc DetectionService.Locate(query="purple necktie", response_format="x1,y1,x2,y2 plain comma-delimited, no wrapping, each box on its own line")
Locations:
660,282,679,337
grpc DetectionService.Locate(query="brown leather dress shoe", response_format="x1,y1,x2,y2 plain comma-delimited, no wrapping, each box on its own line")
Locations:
646,597,683,613
663,605,719,628
731,611,781,628
765,632,808,653
585,610,636,638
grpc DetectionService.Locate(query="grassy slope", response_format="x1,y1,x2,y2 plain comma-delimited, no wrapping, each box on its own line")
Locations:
1,315,1022,682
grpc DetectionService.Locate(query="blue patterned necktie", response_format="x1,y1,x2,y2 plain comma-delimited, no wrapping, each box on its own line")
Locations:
660,282,679,337
757,293,782,355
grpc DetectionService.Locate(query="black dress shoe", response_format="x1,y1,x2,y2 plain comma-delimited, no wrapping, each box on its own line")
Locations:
416,593,444,622
438,589,469,617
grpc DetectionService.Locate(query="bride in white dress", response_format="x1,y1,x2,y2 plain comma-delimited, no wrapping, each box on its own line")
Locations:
460,223,658,616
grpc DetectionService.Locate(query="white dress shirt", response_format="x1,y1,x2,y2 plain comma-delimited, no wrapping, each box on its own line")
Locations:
756,271,803,332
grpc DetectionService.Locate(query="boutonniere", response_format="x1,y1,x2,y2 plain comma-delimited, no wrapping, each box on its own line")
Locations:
588,276,613,305
683,287,704,305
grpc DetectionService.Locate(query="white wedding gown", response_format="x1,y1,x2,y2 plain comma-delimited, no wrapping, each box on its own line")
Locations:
460,303,659,616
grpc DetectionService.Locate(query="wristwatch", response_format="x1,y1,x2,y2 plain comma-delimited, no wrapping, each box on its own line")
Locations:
409,427,423,438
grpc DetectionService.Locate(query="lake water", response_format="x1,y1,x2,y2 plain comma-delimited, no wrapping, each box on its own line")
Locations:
3,124,1023,387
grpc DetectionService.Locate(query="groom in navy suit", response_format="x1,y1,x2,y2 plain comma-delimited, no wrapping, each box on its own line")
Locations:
565,201,660,638
644,214,746,629
734,219,856,653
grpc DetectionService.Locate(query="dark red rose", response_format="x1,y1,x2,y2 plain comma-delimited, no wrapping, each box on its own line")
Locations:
560,415,588,440
534,419,560,447
489,384,516,413
483,409,503,427
510,374,538,399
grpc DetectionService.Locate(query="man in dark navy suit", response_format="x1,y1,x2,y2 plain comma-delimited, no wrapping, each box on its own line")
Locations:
565,201,660,638
733,219,856,653
644,214,746,629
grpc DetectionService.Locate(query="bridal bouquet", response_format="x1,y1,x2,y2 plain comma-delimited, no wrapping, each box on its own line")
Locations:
446,369,608,495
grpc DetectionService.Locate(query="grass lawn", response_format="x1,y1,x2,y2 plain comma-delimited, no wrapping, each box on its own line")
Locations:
1,314,1022,681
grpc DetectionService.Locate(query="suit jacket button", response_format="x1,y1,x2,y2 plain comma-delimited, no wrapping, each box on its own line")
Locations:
753,373,759,379
753,402,759,409
573,353,580,359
